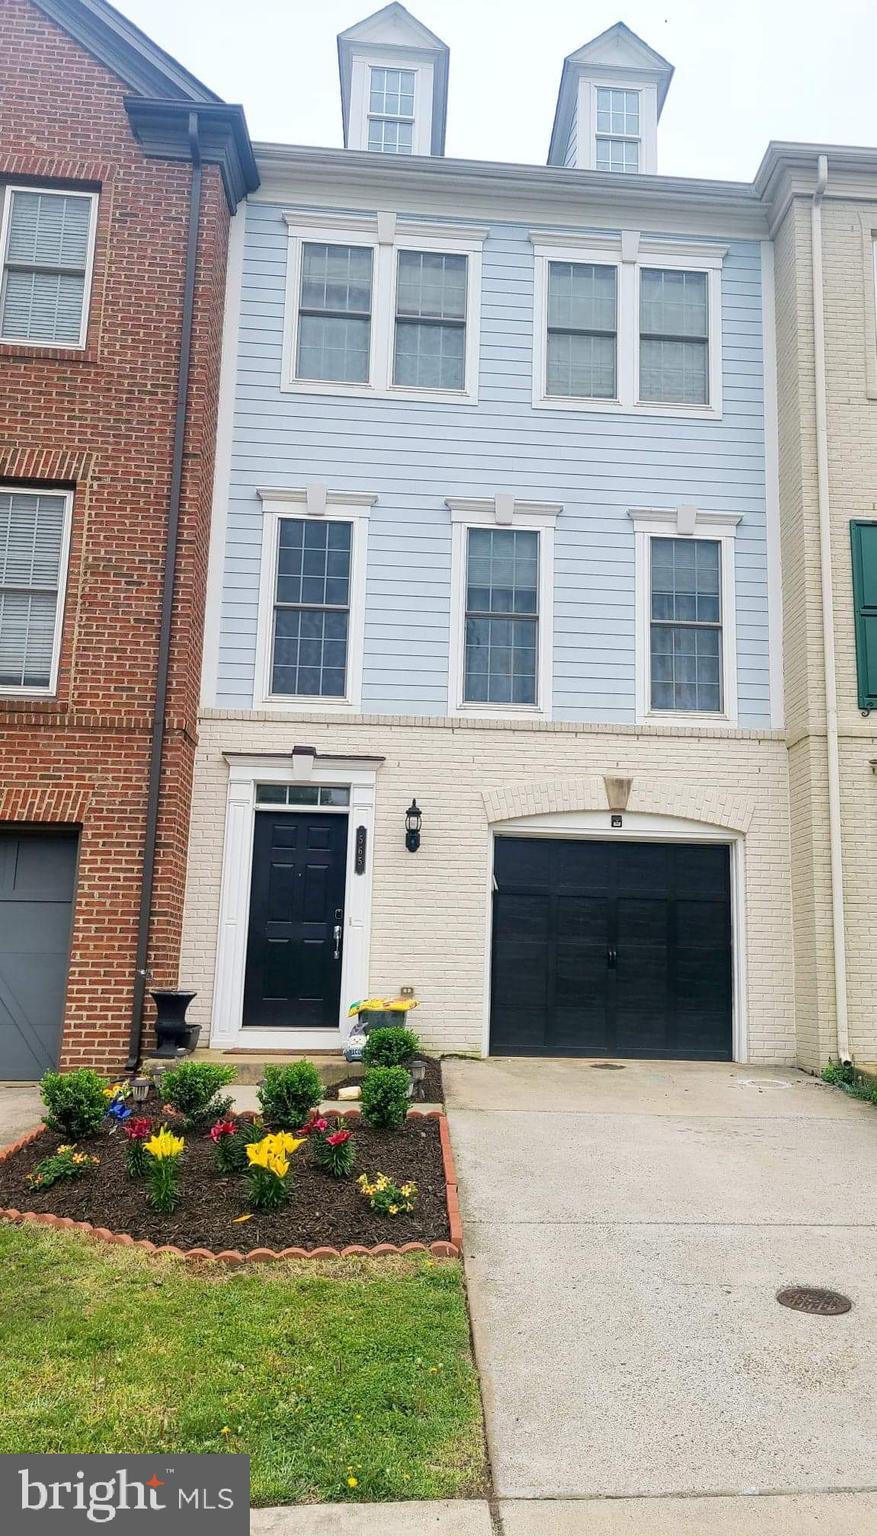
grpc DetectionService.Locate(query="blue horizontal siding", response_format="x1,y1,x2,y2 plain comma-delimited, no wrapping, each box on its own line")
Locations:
215,200,772,726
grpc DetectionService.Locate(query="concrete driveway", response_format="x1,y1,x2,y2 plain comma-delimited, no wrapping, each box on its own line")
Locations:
445,1058,877,1533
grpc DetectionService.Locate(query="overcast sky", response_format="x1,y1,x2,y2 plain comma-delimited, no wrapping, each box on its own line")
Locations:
115,0,877,182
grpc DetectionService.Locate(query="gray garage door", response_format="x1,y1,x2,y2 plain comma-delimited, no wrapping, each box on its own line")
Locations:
0,831,77,1079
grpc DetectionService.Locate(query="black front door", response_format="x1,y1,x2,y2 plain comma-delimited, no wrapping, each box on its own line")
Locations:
490,837,732,1060
243,812,348,1029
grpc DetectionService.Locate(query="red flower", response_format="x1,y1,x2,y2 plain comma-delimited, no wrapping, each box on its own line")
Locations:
125,1117,152,1141
326,1129,352,1146
297,1115,329,1137
210,1120,237,1142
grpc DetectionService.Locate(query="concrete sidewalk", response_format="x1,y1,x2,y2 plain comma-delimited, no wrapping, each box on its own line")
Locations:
251,1490,877,1533
445,1058,877,1527
251,1502,492,1534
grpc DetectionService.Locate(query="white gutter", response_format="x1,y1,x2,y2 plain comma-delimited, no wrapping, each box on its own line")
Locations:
811,152,851,1063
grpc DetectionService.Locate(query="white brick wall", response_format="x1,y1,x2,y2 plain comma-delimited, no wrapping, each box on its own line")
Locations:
775,194,877,1069
180,711,796,1064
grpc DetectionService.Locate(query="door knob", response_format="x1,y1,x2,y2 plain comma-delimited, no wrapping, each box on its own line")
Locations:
607,946,617,969
333,924,342,961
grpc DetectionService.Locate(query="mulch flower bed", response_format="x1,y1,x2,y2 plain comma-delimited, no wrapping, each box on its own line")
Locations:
0,1112,453,1256
333,1056,445,1105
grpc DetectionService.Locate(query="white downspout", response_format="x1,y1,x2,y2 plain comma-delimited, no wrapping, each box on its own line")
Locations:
811,153,851,1063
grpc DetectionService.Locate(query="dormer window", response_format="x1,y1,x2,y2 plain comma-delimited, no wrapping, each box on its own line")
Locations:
338,6,449,158
367,66,416,153
547,22,673,175
594,87,640,173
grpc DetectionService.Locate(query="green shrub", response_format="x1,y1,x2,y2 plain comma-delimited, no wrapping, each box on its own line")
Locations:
40,1070,108,1140
258,1062,322,1129
360,1066,410,1130
160,1062,236,1129
362,1026,420,1069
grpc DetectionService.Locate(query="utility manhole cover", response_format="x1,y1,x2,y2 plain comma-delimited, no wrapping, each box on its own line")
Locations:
591,1062,625,1070
776,1286,852,1316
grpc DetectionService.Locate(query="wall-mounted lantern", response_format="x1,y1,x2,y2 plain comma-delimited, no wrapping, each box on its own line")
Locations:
405,799,422,853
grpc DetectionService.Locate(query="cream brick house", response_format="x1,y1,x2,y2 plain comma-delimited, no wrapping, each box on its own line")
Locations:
757,146,877,1070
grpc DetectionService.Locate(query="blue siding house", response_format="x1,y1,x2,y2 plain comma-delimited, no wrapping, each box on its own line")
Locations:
182,7,795,1067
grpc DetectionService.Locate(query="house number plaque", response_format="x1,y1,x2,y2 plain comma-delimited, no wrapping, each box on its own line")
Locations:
355,825,367,874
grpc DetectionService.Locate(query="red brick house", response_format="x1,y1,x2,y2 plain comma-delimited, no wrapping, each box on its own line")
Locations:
0,0,256,1076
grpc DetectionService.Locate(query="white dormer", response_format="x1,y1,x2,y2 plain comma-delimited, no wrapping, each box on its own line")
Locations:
548,22,674,175
337,2,449,157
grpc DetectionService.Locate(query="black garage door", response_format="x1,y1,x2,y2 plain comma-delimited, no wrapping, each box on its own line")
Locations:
0,830,77,1079
490,837,732,1060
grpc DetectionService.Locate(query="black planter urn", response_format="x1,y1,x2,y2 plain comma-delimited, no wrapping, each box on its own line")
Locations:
150,988,199,1058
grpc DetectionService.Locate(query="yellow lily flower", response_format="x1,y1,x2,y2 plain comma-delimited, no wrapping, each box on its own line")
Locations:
144,1128,185,1160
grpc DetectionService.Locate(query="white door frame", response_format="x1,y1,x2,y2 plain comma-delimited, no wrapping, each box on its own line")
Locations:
210,753,380,1051
482,809,748,1062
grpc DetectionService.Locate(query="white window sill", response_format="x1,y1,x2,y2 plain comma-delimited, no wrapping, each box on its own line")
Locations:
280,376,478,407
633,399,721,421
0,334,87,350
0,686,56,699
640,710,737,729
532,393,720,421
533,393,626,414
450,702,549,723
256,694,362,714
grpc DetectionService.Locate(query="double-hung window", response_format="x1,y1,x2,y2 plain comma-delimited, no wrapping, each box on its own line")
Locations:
286,218,483,402
448,499,558,717
394,250,467,390
630,509,739,723
650,537,722,713
367,66,416,154
270,519,351,699
0,487,72,694
639,268,709,406
546,260,616,399
256,493,371,710
464,529,539,707
594,87,641,173
0,187,97,347
296,242,373,384
533,236,722,416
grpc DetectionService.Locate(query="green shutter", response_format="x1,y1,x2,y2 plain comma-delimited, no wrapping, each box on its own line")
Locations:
850,521,877,710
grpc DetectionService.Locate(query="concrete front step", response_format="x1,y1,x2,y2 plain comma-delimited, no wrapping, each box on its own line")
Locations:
191,1047,361,1087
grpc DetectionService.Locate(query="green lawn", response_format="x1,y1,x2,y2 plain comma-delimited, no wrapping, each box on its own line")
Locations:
0,1223,487,1506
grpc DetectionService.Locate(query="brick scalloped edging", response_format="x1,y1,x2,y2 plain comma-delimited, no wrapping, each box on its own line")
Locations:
0,1111,461,1263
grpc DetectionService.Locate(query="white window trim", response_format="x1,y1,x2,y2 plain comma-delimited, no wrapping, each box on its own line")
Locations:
211,752,380,1051
0,484,73,698
630,506,741,727
348,50,434,156
281,210,485,405
254,486,374,713
446,495,560,722
0,185,98,350
576,76,659,173
531,231,725,419
590,82,647,176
